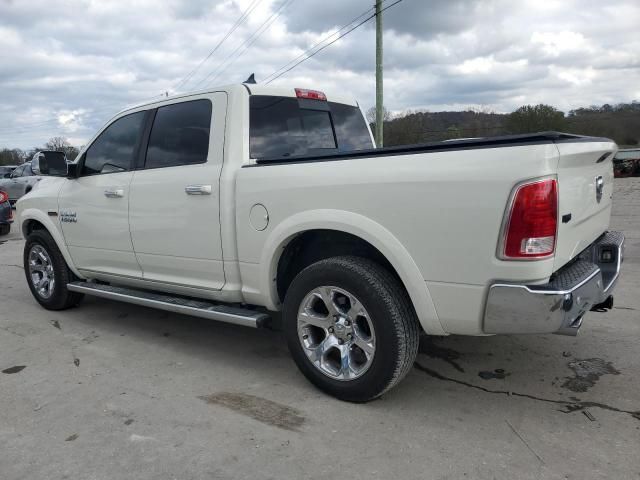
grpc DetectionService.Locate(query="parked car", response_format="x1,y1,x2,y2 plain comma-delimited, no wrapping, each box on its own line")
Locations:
16,84,624,402
0,190,12,235
0,165,17,178
0,151,68,204
0,161,39,204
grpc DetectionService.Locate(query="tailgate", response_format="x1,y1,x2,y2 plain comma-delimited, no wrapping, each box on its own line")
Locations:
554,139,617,271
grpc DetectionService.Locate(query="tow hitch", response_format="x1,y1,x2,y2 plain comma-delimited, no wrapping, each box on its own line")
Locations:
591,295,614,312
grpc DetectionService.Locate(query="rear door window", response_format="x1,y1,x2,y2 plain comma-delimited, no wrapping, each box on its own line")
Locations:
145,99,212,169
249,96,372,159
83,111,146,175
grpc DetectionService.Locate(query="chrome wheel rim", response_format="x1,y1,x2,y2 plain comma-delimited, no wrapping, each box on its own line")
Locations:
297,286,376,381
28,245,55,299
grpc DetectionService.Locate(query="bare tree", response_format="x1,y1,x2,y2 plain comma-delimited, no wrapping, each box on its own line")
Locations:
365,106,392,125
44,136,80,161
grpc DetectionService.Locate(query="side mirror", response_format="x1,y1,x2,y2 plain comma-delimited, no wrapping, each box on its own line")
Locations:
31,153,46,175
67,162,80,179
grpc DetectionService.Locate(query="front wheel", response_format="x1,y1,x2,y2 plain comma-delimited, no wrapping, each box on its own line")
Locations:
23,229,84,310
283,256,420,402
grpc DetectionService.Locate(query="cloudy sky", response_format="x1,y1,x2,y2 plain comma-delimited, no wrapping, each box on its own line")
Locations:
1,0,639,149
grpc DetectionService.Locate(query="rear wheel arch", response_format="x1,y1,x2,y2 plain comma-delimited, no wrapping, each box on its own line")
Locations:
276,229,401,303
260,210,445,335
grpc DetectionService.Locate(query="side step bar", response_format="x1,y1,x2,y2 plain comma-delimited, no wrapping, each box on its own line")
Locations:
67,282,270,328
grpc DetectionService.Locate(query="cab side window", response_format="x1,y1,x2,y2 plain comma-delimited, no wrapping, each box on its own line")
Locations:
82,111,146,175
145,100,212,169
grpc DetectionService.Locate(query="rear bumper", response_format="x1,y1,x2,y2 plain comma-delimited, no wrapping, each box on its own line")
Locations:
483,231,624,336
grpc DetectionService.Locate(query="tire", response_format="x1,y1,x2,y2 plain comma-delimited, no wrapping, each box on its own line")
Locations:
0,224,9,236
283,256,420,402
23,229,84,310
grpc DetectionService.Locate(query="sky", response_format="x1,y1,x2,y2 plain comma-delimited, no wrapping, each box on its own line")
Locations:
1,0,639,149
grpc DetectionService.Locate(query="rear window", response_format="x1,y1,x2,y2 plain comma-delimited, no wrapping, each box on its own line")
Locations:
249,96,372,159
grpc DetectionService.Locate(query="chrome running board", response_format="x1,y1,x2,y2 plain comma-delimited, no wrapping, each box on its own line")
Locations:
67,281,270,328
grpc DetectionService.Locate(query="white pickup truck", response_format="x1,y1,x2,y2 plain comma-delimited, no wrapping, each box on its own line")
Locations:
17,84,624,401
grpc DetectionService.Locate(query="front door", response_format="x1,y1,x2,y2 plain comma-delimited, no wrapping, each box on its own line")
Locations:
59,111,147,278
128,94,226,291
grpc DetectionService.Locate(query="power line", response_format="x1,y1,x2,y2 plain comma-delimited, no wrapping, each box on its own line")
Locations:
171,0,264,92
192,0,294,89
262,5,376,84
0,1,268,136
266,0,403,84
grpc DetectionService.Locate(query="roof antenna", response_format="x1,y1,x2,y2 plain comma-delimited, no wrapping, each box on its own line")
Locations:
244,73,257,84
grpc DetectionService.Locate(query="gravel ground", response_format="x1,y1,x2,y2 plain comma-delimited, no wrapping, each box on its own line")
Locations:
0,179,638,480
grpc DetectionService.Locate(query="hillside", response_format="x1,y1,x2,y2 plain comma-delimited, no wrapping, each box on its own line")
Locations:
382,102,640,147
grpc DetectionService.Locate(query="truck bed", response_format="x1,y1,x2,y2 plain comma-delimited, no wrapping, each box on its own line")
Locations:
253,132,611,164
238,131,616,335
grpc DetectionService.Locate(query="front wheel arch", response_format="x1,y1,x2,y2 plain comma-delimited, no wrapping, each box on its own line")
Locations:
20,211,83,279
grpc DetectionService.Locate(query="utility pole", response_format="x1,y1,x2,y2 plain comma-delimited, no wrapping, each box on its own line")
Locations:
375,0,384,147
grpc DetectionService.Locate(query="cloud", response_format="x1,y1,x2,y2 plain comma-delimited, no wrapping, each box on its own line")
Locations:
0,0,638,148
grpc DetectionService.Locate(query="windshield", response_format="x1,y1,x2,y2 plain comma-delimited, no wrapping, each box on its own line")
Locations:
249,95,373,159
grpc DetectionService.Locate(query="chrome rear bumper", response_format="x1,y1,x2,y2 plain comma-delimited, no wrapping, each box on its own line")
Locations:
483,231,624,336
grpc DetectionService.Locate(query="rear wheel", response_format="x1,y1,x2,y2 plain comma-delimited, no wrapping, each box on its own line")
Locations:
0,224,9,236
283,256,420,402
23,230,84,310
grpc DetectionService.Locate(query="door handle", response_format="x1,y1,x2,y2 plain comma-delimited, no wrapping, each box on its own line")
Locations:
104,188,124,198
185,184,212,195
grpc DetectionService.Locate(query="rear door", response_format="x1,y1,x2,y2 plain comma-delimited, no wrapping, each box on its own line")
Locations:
128,93,227,291
58,111,147,278
554,140,617,270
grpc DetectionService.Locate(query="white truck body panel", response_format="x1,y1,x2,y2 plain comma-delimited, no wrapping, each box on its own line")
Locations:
58,171,139,278
128,92,228,291
554,141,615,271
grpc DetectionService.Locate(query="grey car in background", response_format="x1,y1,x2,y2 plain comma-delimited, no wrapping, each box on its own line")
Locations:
0,161,40,204
0,151,68,204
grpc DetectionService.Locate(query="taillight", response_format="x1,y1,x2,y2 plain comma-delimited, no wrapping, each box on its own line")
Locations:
295,88,327,101
0,191,7,204
500,178,558,259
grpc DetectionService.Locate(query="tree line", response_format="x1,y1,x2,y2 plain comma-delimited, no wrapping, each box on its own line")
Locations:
374,101,640,147
0,137,79,166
